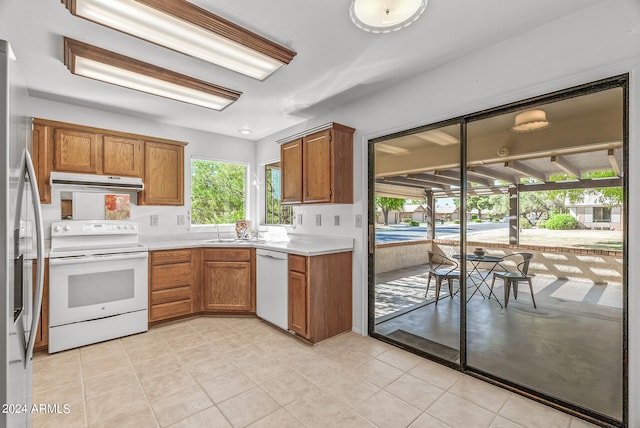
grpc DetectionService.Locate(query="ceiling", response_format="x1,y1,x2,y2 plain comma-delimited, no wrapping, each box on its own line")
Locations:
0,0,607,141
375,87,624,198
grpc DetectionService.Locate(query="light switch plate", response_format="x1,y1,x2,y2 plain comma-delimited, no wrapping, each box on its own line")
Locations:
177,215,185,226
315,214,321,226
297,214,303,225
355,214,363,228
334,215,340,226
150,215,159,226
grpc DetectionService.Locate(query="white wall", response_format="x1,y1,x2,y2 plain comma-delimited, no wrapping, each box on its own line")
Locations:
29,97,257,238
255,0,640,423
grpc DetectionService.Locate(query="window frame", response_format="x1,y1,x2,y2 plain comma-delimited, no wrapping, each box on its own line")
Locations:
262,159,293,226
189,156,250,228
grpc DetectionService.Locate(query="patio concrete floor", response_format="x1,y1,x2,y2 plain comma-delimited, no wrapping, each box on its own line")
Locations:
374,264,623,421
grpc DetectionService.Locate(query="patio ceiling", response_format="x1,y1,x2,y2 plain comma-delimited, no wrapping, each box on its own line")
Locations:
375,87,624,198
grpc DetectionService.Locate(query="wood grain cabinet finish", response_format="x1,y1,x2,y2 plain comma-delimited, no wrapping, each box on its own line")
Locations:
32,259,49,352
202,248,255,313
288,252,352,343
149,249,198,323
280,123,354,205
32,118,186,205
53,128,99,174
280,139,303,203
102,135,144,178
139,141,184,206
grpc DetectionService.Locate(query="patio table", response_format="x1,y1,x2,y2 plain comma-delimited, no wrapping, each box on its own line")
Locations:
452,254,505,307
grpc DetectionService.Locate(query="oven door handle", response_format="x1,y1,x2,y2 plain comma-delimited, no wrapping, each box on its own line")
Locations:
49,252,148,266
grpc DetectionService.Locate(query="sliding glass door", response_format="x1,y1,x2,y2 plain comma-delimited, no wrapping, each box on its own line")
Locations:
371,122,462,365
369,76,627,426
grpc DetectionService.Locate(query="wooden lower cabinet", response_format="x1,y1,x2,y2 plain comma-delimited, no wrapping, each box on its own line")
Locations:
33,259,49,351
288,252,352,343
149,249,199,323
202,249,255,313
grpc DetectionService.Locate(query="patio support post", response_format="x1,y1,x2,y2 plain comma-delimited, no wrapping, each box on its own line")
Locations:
509,186,519,244
426,191,435,240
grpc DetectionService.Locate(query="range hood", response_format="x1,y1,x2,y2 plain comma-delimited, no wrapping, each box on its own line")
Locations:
50,172,144,192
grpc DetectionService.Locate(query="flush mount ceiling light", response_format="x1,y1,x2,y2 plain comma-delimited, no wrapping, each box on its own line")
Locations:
512,109,551,132
238,127,253,136
349,0,428,33
61,0,297,80
64,38,241,111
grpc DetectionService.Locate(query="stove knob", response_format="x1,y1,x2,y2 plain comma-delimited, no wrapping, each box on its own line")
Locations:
63,225,70,232
53,225,61,232
117,225,123,230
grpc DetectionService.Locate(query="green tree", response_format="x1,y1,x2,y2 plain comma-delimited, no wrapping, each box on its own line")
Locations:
466,196,493,219
191,159,246,224
376,197,405,225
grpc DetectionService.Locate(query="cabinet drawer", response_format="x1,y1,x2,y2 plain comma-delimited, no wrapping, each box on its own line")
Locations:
151,262,192,290
151,299,192,320
289,254,307,273
151,249,192,265
204,248,251,262
151,285,192,305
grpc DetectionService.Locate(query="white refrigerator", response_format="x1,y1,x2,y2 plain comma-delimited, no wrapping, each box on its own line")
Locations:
0,39,45,428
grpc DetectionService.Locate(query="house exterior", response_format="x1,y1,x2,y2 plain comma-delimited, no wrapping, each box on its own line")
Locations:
566,194,624,230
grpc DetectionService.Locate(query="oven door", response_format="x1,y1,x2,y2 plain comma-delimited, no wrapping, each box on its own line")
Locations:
49,252,148,327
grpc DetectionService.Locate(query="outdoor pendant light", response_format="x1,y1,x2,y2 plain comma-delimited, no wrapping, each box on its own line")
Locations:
512,109,551,133
349,0,428,33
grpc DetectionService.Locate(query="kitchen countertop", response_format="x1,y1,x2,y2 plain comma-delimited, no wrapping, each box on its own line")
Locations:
140,233,354,256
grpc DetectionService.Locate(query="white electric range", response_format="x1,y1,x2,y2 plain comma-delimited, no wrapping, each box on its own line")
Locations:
48,220,148,353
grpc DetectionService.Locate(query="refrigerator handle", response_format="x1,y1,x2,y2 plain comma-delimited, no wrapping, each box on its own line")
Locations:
24,150,44,367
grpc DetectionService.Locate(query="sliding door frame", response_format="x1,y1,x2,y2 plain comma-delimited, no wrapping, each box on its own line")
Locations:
367,74,629,428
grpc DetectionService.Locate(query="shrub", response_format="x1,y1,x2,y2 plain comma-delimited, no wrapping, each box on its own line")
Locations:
494,218,501,222
520,220,532,229
536,220,546,229
409,221,419,226
453,219,460,224
544,214,577,230
474,218,482,223
471,214,478,220
401,218,411,223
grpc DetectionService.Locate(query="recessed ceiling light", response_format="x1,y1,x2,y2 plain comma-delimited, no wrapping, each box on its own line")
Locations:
512,109,551,133
349,0,428,33
238,128,253,135
62,0,297,80
64,38,241,111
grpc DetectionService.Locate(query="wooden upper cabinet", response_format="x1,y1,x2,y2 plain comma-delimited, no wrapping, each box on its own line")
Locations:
139,141,184,206
281,139,303,204
280,123,354,205
32,124,51,203
102,135,143,178
303,130,332,203
53,128,99,174
32,118,187,206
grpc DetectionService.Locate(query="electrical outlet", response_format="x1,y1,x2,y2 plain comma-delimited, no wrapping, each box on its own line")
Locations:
334,215,340,226
177,215,185,226
315,214,321,226
297,214,303,225
150,215,159,226
355,214,363,228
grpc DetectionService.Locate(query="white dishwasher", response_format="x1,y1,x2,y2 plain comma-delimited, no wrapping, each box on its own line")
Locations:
256,249,289,330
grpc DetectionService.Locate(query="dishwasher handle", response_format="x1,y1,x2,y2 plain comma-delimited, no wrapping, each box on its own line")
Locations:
256,249,288,260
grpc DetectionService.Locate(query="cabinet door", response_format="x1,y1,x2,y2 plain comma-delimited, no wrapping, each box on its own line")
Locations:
203,261,252,312
140,142,184,205
303,130,332,203
53,128,99,173
32,259,49,350
281,139,303,204
32,124,51,204
102,135,143,177
288,270,308,338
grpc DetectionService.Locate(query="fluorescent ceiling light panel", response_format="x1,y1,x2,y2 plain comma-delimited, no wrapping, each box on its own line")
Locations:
62,0,296,80
64,38,241,110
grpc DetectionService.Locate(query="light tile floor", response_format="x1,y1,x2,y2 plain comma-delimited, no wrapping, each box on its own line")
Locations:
32,316,598,427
